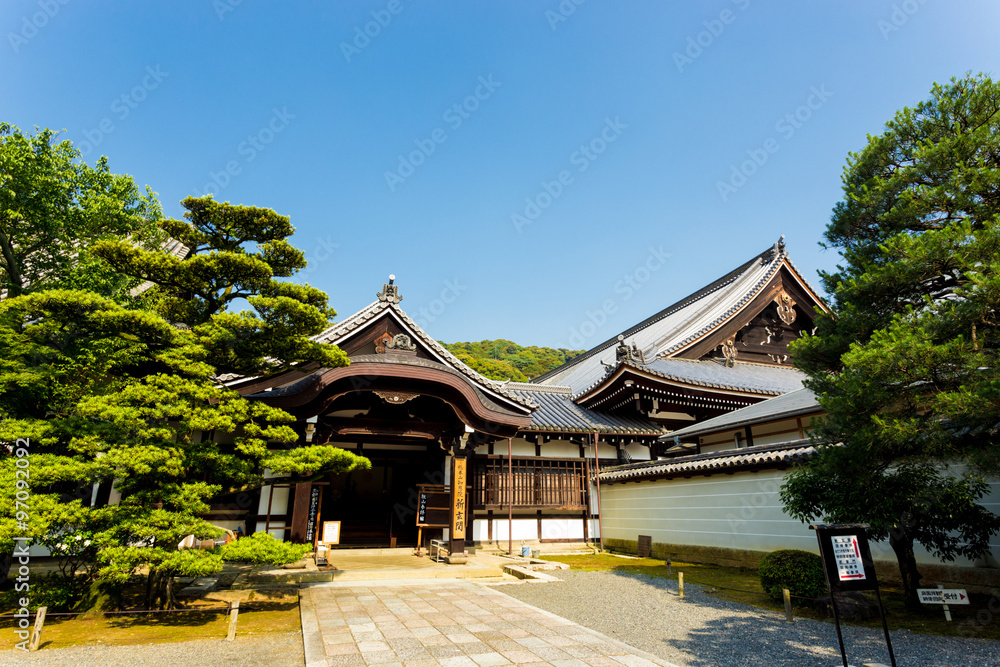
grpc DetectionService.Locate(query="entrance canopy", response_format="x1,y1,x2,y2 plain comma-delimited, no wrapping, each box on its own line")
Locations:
246,354,531,439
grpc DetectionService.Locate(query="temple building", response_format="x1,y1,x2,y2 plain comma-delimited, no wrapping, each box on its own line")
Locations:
218,237,836,560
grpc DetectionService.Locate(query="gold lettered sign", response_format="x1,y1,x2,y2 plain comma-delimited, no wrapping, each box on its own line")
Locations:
451,457,468,540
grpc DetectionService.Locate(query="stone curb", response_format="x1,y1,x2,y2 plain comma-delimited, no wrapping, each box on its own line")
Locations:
298,588,326,667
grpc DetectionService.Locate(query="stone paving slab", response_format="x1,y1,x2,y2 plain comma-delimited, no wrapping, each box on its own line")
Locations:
299,578,680,667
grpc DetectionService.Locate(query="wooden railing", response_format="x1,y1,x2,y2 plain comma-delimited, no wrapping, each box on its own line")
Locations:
471,456,588,510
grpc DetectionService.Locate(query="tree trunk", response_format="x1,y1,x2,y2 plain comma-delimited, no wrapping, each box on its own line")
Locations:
144,568,160,610
163,574,178,610
0,550,12,587
889,528,922,609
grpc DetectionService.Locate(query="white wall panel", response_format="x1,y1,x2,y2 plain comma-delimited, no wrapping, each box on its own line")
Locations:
601,470,1000,567
492,519,538,541
541,518,584,540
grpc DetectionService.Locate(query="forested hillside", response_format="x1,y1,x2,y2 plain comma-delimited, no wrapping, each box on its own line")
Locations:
441,339,585,382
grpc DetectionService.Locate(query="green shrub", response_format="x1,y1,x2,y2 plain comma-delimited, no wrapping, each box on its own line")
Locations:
758,549,826,603
0,574,90,612
217,532,310,565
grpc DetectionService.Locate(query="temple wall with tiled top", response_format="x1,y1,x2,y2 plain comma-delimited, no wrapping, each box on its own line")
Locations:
600,468,1000,573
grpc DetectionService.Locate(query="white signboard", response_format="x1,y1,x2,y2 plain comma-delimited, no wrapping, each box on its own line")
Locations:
918,588,970,605
321,520,341,545
831,534,866,582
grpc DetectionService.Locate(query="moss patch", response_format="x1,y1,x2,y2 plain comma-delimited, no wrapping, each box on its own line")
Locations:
0,596,300,649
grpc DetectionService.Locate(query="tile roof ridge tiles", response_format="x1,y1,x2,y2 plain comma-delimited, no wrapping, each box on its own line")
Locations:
506,382,574,395
659,245,785,356
532,242,783,385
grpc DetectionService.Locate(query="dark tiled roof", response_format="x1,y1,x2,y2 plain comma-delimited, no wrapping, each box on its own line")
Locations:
637,358,805,395
667,388,820,441
571,358,805,404
505,383,664,436
599,440,815,483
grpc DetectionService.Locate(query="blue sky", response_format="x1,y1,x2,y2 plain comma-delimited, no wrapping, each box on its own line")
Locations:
3,1,999,349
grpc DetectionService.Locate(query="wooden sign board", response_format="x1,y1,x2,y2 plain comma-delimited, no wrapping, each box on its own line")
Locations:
417,484,451,528
304,487,321,544
918,588,970,605
812,524,878,592
321,520,341,545
637,535,652,558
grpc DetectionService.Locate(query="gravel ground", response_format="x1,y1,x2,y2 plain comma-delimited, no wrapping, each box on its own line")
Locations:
0,631,304,667
493,570,1000,667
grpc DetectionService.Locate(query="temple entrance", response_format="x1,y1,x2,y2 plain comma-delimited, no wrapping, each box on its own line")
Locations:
321,445,446,547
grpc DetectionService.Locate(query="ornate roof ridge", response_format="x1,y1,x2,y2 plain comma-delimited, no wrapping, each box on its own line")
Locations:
598,439,816,483
660,240,786,356
504,382,574,395
533,240,787,385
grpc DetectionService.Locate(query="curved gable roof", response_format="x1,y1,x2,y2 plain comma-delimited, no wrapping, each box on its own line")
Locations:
534,239,826,394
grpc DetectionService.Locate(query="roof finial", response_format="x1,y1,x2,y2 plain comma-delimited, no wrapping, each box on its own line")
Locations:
616,335,645,365
377,275,402,304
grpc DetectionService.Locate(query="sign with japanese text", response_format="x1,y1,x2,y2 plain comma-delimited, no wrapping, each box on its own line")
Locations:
812,523,878,593
416,484,450,528
451,457,468,540
832,534,866,582
304,486,321,544
918,588,970,605
321,520,341,545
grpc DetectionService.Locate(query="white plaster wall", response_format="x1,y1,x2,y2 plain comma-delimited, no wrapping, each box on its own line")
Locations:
508,438,535,457
540,518,585,540
492,519,538,541
540,440,579,457
256,483,290,539
472,519,489,542
752,431,799,446
601,471,806,553
600,470,1000,567
624,442,652,461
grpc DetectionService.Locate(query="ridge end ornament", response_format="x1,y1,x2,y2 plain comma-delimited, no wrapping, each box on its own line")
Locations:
374,332,416,354
377,274,403,304
615,335,645,365
721,337,738,367
387,333,416,351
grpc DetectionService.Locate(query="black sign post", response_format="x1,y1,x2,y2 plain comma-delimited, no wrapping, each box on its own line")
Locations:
304,486,321,544
811,524,896,667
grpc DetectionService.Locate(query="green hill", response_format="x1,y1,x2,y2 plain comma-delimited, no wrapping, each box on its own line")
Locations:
441,339,585,382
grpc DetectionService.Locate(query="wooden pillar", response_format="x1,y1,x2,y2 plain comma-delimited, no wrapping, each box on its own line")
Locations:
289,482,312,543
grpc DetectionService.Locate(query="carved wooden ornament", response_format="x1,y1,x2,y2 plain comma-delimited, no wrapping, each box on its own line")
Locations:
775,291,797,325
374,332,393,354
375,390,419,405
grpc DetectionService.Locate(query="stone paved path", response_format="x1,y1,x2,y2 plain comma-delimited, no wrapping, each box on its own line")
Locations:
299,579,680,667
